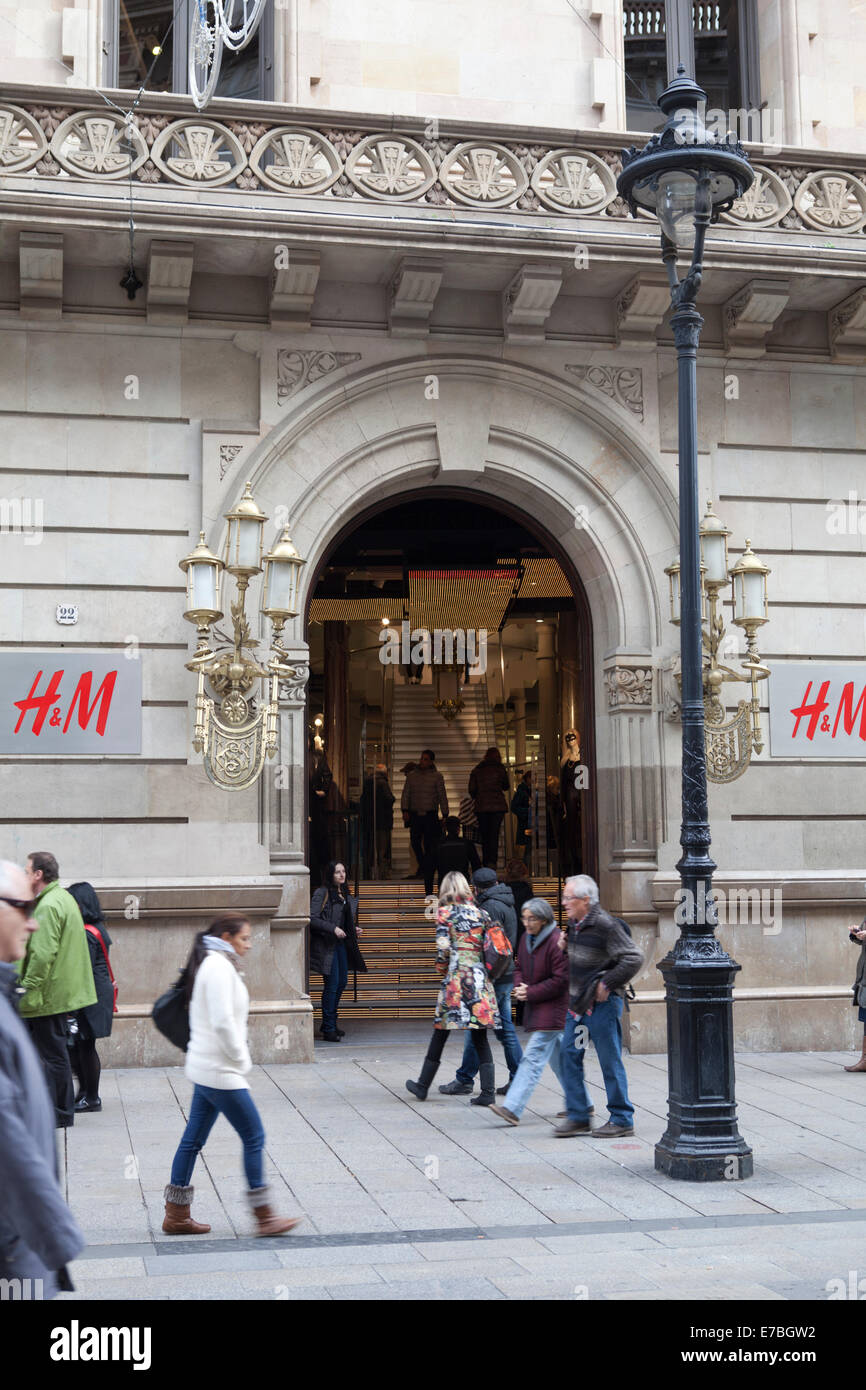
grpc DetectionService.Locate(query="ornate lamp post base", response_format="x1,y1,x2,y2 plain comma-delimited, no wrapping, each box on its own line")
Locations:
654,938,754,1181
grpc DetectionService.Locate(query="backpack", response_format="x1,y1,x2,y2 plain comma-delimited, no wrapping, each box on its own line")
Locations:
85,923,118,1013
482,923,514,981
151,968,191,1052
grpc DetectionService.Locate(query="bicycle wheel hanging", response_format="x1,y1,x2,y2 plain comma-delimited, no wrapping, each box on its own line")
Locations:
216,0,268,51
189,0,223,109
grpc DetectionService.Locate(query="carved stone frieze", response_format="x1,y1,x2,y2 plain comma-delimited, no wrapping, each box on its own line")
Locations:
604,666,654,710
722,165,792,227
439,141,528,207
250,126,341,193
794,169,866,232
565,364,644,419
0,104,48,173
278,663,310,704
219,444,243,480
529,148,617,214
51,110,148,180
276,349,361,405
150,119,245,187
345,134,436,201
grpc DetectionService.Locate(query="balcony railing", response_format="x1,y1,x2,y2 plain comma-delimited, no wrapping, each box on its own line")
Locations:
1,88,865,238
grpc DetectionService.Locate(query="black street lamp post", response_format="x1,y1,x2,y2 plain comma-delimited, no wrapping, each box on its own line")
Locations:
617,68,755,1180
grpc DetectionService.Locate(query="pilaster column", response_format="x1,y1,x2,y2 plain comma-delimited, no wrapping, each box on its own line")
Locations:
324,620,349,862
263,649,310,873
513,692,527,766
601,655,660,911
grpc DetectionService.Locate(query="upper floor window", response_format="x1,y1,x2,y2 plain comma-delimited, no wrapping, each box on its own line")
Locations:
623,0,760,134
105,0,273,101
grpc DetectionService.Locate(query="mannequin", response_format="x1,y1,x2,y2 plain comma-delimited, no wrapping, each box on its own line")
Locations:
560,728,583,877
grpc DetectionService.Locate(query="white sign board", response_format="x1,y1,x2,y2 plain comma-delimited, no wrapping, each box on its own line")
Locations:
769,663,866,758
0,651,142,755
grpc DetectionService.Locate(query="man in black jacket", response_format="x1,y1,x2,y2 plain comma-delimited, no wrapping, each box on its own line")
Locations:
0,860,84,1298
439,868,524,1098
435,817,480,887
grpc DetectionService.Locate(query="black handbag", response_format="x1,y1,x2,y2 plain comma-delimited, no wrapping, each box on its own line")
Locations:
151,969,191,1052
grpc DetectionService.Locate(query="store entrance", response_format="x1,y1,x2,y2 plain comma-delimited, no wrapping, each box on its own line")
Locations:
305,488,597,1019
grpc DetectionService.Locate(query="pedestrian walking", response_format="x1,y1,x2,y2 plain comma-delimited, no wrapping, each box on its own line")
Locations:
401,749,449,893
66,882,115,1114
553,874,643,1138
510,769,533,860
438,868,523,1096
435,815,481,886
468,747,510,868
310,861,366,1042
489,898,570,1125
163,913,301,1237
845,915,866,1072
405,871,500,1105
18,853,96,1128
0,860,85,1297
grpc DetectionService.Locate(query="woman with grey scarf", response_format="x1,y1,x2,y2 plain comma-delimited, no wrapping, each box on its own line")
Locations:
162,914,302,1237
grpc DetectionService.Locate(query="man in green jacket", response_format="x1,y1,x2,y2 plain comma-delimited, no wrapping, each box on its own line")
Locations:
19,852,96,1128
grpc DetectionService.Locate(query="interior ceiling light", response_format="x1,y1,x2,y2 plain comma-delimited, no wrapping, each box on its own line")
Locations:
409,568,519,631
308,597,405,623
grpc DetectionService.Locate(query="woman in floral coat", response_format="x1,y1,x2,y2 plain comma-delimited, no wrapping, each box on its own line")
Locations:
406,872,501,1106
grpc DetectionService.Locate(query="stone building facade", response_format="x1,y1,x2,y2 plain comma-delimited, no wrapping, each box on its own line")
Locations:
1,1,864,1061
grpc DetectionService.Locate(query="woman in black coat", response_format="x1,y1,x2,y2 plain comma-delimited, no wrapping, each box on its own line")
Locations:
67,882,114,1113
309,862,366,1042
845,916,866,1072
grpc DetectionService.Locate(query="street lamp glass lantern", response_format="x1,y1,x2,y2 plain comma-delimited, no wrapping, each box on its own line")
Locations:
665,559,708,625
261,527,305,619
224,481,267,577
699,501,732,588
179,532,223,624
731,541,770,627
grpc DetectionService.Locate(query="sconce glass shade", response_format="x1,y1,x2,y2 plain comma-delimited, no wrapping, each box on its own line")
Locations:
261,527,305,619
699,500,732,587
179,532,223,623
665,559,708,626
224,481,267,577
731,540,770,626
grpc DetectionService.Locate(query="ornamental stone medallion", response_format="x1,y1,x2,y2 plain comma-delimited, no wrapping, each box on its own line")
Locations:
0,105,48,172
439,142,528,207
51,111,148,180
250,126,341,193
722,165,793,227
530,149,617,214
150,120,245,187
794,170,866,232
345,134,436,201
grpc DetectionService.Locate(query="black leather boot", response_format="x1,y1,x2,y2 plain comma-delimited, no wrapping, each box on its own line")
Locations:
406,1053,440,1101
470,1062,496,1107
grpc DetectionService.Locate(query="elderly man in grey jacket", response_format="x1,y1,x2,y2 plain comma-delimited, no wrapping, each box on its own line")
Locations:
0,860,84,1299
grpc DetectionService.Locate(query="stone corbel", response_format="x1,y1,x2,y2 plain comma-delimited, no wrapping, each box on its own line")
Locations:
723,278,790,358
828,286,866,362
603,662,654,711
19,232,63,320
615,271,670,348
389,258,443,336
502,264,563,342
270,252,321,329
277,660,310,706
146,240,194,326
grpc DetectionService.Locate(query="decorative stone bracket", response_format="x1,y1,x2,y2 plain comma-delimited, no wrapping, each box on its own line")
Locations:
502,263,563,341
19,231,63,319
723,278,790,358
615,271,670,348
829,285,866,362
270,251,321,329
389,257,443,336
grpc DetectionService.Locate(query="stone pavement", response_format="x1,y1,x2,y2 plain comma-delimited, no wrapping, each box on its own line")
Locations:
56,1023,866,1301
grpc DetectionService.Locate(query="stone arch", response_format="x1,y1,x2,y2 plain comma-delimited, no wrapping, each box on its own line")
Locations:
232,355,677,914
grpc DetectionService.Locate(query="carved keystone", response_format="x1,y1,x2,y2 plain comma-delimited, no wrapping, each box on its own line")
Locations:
723,278,790,358
146,240,194,325
502,263,563,341
389,257,443,336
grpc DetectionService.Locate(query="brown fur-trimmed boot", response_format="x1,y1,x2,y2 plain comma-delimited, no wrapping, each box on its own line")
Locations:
249,1185,303,1236
844,1036,866,1072
162,1183,211,1234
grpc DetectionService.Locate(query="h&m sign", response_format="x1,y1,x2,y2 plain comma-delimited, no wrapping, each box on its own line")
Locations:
0,652,142,755
769,663,866,758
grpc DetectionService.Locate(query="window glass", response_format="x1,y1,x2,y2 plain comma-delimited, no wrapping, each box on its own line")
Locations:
117,0,175,91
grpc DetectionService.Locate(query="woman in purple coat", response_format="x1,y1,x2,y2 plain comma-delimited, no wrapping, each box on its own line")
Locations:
488,897,570,1126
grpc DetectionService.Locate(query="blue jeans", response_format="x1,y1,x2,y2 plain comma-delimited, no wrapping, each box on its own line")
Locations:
456,979,523,1083
501,1029,563,1118
321,940,348,1033
170,1083,265,1190
561,996,633,1127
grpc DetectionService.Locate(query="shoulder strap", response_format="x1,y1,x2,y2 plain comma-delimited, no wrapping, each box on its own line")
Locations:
85,924,115,984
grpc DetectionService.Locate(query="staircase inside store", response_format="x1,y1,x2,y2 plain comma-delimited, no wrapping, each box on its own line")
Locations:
388,679,497,873
313,877,561,1023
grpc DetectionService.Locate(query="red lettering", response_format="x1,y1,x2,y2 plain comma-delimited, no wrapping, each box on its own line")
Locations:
13,669,64,737
832,682,866,742
62,670,118,737
789,680,831,741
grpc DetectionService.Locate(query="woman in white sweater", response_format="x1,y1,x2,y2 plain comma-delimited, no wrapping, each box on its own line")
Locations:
162,914,301,1237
